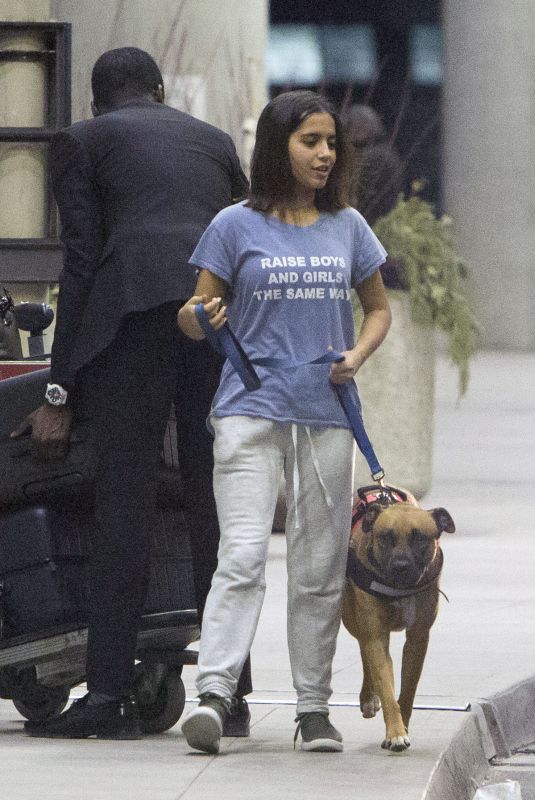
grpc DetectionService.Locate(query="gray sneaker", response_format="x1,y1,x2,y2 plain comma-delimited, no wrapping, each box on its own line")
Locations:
182,694,229,754
294,712,343,752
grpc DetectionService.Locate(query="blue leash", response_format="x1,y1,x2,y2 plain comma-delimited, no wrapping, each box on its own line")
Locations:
194,304,385,482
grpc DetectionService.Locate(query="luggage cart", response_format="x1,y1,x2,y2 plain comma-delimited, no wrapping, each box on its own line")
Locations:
0,366,200,734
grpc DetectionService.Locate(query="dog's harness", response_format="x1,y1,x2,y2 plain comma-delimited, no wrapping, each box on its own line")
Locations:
346,485,444,601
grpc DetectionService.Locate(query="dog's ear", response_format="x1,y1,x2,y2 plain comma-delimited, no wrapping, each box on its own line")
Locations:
362,503,384,533
430,508,455,534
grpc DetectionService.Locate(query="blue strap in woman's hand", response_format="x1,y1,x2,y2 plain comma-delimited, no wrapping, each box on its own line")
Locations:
332,382,384,480
194,303,261,391
194,303,384,481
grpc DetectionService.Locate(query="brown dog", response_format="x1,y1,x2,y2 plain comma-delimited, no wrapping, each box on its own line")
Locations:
342,486,455,752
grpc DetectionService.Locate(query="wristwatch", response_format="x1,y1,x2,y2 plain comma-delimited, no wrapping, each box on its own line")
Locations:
45,383,68,407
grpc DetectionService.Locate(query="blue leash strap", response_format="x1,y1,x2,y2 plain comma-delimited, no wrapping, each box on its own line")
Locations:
194,304,385,482
194,303,261,391
333,381,384,481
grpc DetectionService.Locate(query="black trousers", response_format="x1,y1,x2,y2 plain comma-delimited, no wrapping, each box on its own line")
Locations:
75,303,251,697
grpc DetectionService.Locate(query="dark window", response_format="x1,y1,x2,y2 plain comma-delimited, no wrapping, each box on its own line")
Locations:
267,24,378,85
268,1,443,211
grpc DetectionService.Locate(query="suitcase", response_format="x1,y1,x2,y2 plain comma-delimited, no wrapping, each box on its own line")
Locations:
0,368,98,510
0,367,196,639
0,369,185,510
0,502,195,639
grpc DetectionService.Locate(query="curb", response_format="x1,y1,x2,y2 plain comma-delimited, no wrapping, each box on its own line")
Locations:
422,675,535,800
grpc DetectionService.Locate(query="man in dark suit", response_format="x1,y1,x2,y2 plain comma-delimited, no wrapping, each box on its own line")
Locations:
14,47,251,739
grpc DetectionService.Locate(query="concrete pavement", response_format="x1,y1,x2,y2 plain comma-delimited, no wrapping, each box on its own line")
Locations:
1,349,534,799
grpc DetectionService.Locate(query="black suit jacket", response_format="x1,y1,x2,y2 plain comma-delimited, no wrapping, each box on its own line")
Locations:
49,98,247,389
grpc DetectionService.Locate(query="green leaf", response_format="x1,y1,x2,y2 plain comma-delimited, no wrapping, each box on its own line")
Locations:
373,193,479,395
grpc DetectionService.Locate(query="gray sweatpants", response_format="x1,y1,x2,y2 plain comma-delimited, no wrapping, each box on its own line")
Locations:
196,415,355,714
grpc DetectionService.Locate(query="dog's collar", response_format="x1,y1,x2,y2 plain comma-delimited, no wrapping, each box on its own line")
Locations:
346,546,444,601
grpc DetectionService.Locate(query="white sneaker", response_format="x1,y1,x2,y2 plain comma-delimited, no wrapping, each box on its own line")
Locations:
181,694,228,754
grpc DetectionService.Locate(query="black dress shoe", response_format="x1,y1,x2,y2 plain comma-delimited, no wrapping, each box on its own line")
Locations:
24,693,141,739
222,696,251,737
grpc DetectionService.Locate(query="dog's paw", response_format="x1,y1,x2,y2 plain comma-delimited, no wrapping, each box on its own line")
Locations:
381,735,411,752
361,696,381,718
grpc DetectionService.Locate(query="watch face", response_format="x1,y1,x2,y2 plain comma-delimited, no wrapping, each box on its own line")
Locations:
46,384,67,406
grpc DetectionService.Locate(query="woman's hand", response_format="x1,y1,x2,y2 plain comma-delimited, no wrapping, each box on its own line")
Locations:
177,295,227,341
329,270,391,384
177,269,229,340
329,350,363,384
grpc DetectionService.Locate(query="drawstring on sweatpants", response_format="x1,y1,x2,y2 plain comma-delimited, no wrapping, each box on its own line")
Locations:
291,425,335,530
291,425,301,529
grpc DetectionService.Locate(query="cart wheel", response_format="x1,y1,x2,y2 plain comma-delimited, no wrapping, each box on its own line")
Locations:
135,666,186,734
13,686,71,722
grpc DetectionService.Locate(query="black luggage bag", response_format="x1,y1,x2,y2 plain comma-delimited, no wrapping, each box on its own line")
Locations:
0,368,96,510
0,367,199,733
0,504,195,638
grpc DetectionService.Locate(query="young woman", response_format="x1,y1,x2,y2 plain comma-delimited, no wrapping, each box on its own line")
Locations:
178,90,391,754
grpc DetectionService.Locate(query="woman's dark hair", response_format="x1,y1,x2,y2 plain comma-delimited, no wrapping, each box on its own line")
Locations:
247,90,350,213
91,47,163,110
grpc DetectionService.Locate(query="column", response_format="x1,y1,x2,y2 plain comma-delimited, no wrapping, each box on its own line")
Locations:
442,0,535,349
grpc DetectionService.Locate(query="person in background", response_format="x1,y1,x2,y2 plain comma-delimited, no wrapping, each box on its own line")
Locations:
177,90,391,754
343,103,403,226
12,46,252,739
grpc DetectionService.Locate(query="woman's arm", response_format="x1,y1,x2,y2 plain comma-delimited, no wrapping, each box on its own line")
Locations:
329,270,392,384
177,269,229,340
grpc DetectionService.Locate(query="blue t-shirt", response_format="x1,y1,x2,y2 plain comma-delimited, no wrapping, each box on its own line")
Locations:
189,202,386,428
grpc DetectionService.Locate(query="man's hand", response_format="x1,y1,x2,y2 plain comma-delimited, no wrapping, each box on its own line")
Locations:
11,404,73,462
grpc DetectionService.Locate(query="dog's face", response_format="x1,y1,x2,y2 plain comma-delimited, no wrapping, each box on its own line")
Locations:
362,504,455,588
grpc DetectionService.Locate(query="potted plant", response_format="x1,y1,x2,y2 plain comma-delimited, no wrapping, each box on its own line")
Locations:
352,189,478,497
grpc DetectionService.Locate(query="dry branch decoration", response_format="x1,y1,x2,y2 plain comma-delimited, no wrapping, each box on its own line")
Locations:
73,0,262,162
